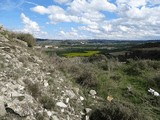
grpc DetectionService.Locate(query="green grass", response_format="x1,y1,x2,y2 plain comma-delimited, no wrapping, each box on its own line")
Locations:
63,50,100,57
57,57,160,119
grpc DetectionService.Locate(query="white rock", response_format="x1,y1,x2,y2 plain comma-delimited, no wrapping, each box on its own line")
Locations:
11,91,24,98
0,97,6,117
148,88,160,97
44,81,49,87
80,96,84,101
65,98,70,104
56,102,67,108
153,91,160,96
80,111,85,115
66,90,76,99
13,38,28,47
7,101,30,117
47,110,52,117
85,115,90,120
52,115,59,120
46,73,51,75
148,88,154,93
61,109,64,113
18,85,25,91
59,78,64,82
89,90,96,96
85,108,92,114
73,87,79,94
67,115,70,120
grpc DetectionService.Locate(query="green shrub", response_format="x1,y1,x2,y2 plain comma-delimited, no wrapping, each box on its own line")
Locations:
87,54,107,63
27,83,41,98
110,74,121,81
76,71,97,88
124,60,144,76
7,31,17,40
147,74,160,90
124,65,142,76
16,33,36,47
40,95,55,110
90,102,149,120
35,113,45,120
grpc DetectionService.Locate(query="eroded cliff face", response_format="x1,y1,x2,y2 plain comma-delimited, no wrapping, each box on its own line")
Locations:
0,28,85,120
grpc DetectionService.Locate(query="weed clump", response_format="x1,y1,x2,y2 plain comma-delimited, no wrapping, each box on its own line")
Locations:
40,95,55,110
26,82,41,98
147,74,160,89
76,71,97,88
90,102,148,120
16,33,36,47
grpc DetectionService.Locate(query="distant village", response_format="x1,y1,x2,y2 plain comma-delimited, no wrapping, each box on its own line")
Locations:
34,45,59,49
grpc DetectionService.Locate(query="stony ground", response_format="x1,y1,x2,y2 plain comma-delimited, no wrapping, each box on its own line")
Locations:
0,28,88,120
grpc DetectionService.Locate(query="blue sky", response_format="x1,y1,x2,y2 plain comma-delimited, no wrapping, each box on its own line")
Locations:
0,0,160,40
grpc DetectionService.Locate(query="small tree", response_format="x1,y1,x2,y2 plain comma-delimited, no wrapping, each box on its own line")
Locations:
16,33,36,47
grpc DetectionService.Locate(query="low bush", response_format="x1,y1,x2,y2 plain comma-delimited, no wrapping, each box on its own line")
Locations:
90,102,148,120
147,74,160,92
76,71,97,88
40,95,55,110
27,82,41,98
124,60,144,76
16,33,36,47
87,54,107,63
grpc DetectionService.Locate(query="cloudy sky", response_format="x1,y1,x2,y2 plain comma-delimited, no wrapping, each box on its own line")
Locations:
0,0,160,40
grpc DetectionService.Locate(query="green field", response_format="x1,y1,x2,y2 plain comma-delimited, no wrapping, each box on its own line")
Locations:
63,50,100,57
40,40,160,119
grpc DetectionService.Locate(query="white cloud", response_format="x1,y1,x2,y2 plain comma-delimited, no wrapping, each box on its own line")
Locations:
31,6,49,15
126,7,147,19
90,0,117,12
0,0,25,10
30,0,160,40
119,25,130,32
83,10,105,22
68,0,116,14
20,13,47,38
128,0,147,7
80,26,101,34
151,0,160,5
21,13,40,32
31,0,116,25
53,0,72,4
58,28,87,39
102,24,112,32
31,5,101,25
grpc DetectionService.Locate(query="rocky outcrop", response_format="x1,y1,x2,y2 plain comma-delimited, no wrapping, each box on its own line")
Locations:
0,96,6,117
0,28,85,120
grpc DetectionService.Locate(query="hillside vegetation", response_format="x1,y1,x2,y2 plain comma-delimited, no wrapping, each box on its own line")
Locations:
51,54,160,120
0,27,86,120
44,40,160,120
0,26,160,120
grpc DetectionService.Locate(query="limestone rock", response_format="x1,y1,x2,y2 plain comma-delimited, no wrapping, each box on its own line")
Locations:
65,98,70,104
0,97,6,117
13,38,28,47
51,115,59,120
80,96,84,101
44,81,49,87
65,90,76,99
85,108,92,114
85,115,89,120
0,29,86,120
56,102,67,108
7,101,31,117
89,90,97,96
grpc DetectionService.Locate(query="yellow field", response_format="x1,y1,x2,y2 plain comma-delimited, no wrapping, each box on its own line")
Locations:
63,51,100,57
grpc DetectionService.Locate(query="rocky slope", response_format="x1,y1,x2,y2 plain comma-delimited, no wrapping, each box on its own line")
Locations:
0,27,86,120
